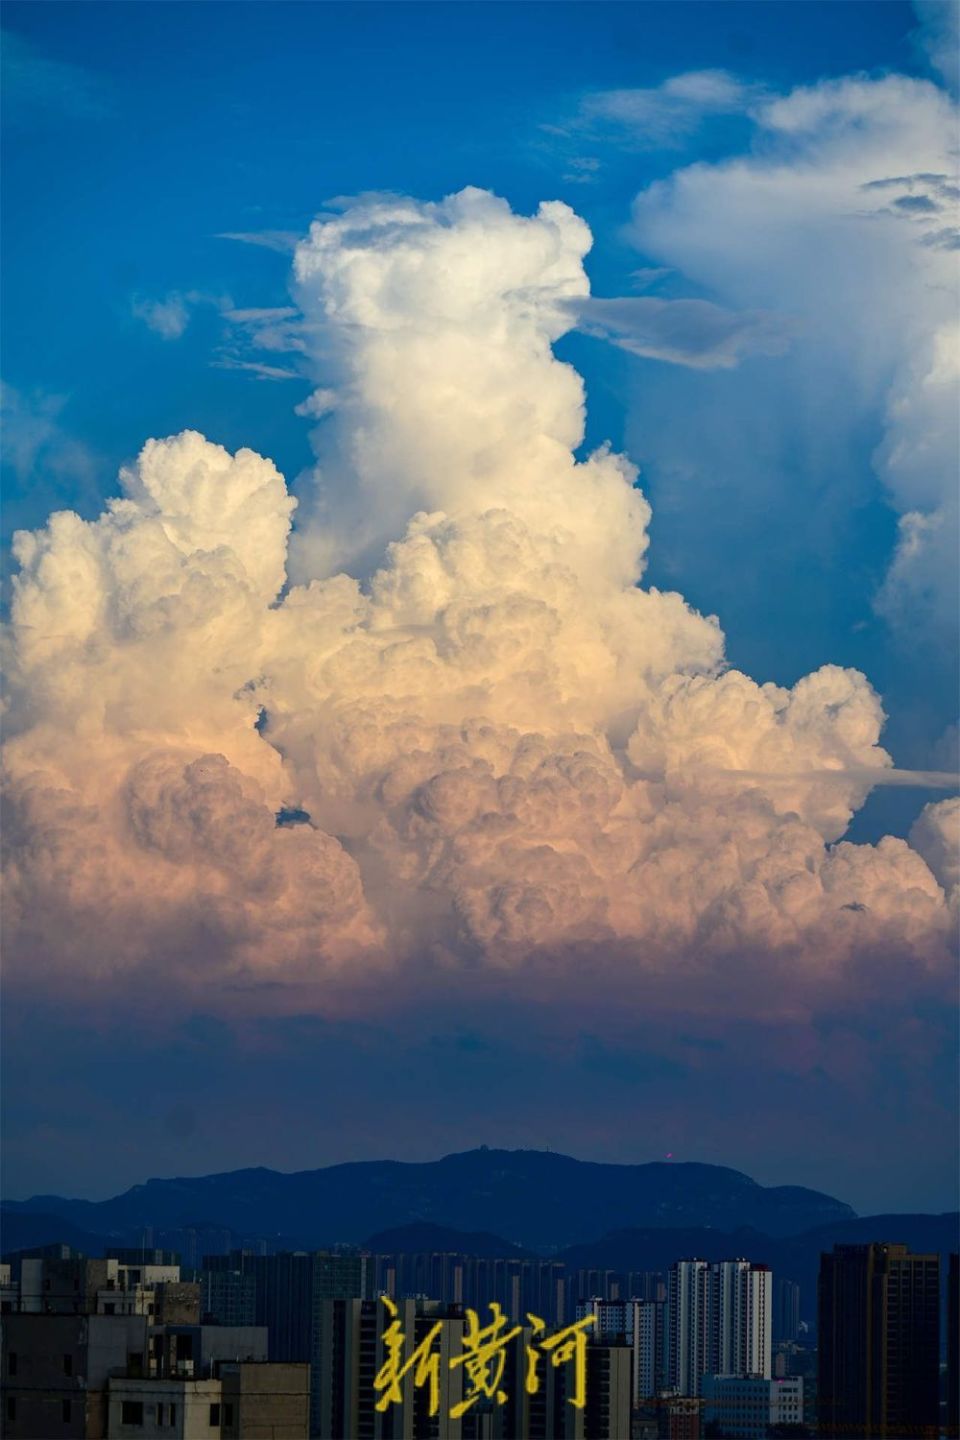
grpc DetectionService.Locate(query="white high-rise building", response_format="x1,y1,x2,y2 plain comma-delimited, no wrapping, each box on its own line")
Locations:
576,1296,665,1400
667,1258,772,1396
713,1259,772,1380
634,1298,665,1399
742,1262,772,1378
667,1260,712,1396
576,1297,635,1339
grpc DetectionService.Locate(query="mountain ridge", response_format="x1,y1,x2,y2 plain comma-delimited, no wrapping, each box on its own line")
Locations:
2,1147,857,1250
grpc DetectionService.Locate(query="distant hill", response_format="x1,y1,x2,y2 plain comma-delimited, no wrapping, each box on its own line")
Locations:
1,1148,855,1251
3,1164,953,1330
558,1212,960,1323
0,1209,110,1258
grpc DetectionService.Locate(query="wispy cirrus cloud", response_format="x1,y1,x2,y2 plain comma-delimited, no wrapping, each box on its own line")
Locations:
0,382,102,518
211,357,301,382
573,294,791,370
538,69,761,185
0,384,106,565
131,288,308,379
1,29,109,124
132,292,201,341
578,69,762,147
131,289,236,340
222,306,300,325
216,229,302,254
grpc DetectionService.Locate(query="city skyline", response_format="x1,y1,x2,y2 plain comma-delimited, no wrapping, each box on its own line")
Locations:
1,1233,951,1436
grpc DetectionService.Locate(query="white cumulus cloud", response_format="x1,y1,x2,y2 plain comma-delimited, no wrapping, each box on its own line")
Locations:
2,189,956,1021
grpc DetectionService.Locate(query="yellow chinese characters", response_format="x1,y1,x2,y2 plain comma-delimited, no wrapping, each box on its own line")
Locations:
373,1295,443,1417
373,1295,596,1420
526,1312,596,1411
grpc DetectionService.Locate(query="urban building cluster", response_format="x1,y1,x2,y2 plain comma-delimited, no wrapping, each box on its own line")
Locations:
0,1239,954,1439
0,1249,309,1439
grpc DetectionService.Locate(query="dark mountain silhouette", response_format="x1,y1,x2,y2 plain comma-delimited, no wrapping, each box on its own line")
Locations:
557,1212,960,1323
2,1149,856,1250
0,1209,109,1258
3,1180,955,1324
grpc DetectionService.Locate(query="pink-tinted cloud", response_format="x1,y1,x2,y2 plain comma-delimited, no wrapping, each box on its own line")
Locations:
3,190,956,1035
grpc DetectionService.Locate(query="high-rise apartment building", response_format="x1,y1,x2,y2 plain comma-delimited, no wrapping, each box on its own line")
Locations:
317,1296,472,1439
773,1278,800,1344
372,1253,567,1328
575,1296,665,1400
817,1241,940,1439
948,1253,959,1440
667,1261,711,1397
316,1295,631,1440
666,1259,771,1396
568,1270,664,1307
713,1260,771,1381
573,1343,632,1440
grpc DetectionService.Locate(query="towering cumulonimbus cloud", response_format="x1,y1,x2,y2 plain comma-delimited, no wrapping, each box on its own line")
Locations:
289,188,649,587
3,189,956,1016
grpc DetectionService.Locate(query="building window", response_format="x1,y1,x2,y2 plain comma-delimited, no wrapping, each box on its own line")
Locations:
121,1400,144,1425
170,1405,177,1427
223,1403,233,1425
104,1302,115,1315
157,1403,165,1425
7,1352,17,1375
209,1403,221,1425
63,1354,73,1376
62,1399,72,1423
6,1397,15,1422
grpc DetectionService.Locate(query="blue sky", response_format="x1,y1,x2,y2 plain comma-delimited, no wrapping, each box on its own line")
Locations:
4,1,953,838
2,2,957,1208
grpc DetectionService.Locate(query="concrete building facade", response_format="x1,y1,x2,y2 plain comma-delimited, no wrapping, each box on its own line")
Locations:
701,1374,803,1439
106,1362,309,1438
1,1310,276,1439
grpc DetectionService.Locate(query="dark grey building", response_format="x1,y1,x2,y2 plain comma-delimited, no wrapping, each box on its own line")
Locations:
818,1241,939,1439
774,1277,801,1343
200,1268,257,1328
948,1253,959,1440
203,1249,367,1435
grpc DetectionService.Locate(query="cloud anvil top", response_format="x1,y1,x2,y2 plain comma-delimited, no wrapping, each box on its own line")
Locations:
3,189,956,1019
